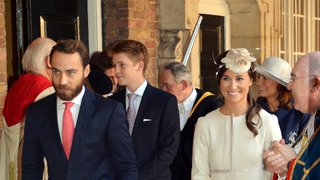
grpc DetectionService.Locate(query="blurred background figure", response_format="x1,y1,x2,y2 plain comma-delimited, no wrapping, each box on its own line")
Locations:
0,37,56,180
89,50,118,96
160,62,223,180
83,70,113,96
192,48,282,180
256,57,310,146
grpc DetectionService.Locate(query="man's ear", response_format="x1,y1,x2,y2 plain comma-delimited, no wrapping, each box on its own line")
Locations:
46,56,51,69
84,64,90,78
137,61,144,72
311,76,320,93
181,80,188,90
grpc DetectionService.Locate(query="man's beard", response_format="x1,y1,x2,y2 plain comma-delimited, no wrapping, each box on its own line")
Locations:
53,82,83,101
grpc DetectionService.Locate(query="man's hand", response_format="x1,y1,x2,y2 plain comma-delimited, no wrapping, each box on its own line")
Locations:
271,139,298,166
262,139,298,177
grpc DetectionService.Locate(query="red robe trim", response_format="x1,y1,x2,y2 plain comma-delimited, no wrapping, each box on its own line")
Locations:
2,74,52,127
272,173,277,180
286,158,296,180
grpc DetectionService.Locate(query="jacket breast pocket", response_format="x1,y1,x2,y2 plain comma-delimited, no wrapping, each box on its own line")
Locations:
141,118,159,126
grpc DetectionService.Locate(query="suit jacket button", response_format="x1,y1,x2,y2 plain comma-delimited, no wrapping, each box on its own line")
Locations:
68,170,72,173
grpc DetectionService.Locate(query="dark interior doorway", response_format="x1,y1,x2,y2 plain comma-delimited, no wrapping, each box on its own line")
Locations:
9,0,88,88
200,14,224,95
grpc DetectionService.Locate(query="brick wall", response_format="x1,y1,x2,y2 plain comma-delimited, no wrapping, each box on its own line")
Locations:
0,0,7,149
102,0,160,86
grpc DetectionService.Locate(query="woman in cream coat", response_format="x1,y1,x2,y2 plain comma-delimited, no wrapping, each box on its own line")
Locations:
192,49,282,180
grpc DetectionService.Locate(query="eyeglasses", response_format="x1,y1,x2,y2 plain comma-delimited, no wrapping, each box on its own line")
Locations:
289,75,315,83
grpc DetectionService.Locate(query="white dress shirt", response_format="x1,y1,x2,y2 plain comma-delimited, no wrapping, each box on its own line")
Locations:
125,79,147,115
294,112,316,153
178,88,197,131
56,85,85,142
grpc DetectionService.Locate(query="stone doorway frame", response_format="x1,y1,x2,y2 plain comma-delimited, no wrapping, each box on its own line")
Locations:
158,0,281,89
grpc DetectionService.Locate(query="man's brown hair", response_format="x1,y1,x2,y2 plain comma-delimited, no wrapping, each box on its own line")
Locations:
109,40,149,73
89,51,114,72
50,39,89,69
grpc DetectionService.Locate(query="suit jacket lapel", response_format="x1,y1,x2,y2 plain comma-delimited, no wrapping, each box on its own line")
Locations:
118,90,126,112
47,94,67,162
131,83,153,139
70,88,95,158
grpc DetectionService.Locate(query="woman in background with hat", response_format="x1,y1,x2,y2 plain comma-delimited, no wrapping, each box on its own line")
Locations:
192,49,282,180
256,57,310,146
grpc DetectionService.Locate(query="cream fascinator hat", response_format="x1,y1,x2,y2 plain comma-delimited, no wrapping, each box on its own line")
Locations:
218,48,257,74
256,57,292,87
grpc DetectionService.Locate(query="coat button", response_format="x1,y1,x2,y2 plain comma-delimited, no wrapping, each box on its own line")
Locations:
68,170,72,173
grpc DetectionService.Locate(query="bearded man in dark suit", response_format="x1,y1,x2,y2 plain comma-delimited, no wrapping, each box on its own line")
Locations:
22,39,138,180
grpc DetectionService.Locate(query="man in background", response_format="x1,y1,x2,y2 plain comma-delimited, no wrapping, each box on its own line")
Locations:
263,51,320,179
0,37,56,180
89,50,118,96
160,62,223,180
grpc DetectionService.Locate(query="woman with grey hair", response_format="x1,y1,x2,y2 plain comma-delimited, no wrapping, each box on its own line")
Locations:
256,57,310,147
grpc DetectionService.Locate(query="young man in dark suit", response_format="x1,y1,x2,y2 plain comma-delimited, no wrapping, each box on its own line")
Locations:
109,40,180,180
22,39,138,180
160,62,223,180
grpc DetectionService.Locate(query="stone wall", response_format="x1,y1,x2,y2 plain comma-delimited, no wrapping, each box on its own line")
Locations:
102,0,160,86
227,0,262,63
0,0,7,149
158,0,201,88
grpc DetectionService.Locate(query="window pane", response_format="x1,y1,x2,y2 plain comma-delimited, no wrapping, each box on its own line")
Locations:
301,0,304,15
316,20,320,50
315,0,320,51
294,17,297,51
316,0,320,18
299,17,304,52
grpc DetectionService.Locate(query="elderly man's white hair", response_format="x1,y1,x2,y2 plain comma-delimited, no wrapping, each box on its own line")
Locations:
22,37,56,71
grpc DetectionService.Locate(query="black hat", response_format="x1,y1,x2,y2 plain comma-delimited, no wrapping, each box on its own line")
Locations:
87,71,113,95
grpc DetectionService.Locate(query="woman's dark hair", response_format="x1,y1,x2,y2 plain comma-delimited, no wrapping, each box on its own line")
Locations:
257,83,293,110
215,50,262,137
278,85,293,109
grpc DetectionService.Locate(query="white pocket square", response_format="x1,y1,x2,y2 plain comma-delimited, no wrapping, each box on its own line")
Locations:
143,119,152,122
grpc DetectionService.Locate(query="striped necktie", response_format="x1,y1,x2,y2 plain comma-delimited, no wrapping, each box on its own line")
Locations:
127,93,138,135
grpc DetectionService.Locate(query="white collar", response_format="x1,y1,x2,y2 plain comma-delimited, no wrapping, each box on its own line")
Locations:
57,85,86,107
179,88,197,112
307,111,317,140
126,79,147,96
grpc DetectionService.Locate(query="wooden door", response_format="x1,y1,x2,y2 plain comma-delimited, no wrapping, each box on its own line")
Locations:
15,0,88,76
200,14,224,95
